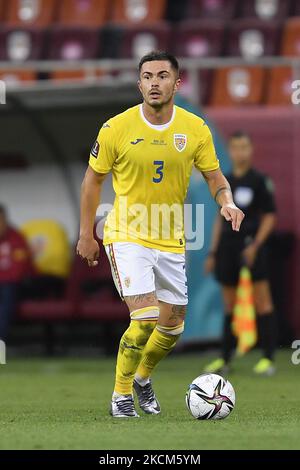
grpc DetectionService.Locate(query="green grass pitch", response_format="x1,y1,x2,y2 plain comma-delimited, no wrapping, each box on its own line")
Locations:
0,350,299,450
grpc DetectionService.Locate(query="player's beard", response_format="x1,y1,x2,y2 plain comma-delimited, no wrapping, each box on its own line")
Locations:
146,92,174,110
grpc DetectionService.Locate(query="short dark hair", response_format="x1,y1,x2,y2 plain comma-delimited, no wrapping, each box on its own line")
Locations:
138,51,179,75
229,130,252,142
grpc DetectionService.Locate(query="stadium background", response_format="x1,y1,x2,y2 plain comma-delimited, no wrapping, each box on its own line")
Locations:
0,0,299,354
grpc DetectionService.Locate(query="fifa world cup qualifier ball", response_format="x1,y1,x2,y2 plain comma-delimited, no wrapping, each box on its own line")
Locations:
185,373,235,420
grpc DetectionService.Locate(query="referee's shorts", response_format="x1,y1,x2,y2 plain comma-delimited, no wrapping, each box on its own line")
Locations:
214,237,270,286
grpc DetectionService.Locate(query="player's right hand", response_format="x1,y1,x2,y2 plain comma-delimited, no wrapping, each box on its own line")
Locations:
76,237,100,267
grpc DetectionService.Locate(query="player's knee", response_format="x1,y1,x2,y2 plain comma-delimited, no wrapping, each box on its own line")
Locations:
167,304,187,325
130,306,159,321
254,294,273,313
121,317,157,350
255,304,274,315
225,303,235,313
156,322,185,336
222,288,236,312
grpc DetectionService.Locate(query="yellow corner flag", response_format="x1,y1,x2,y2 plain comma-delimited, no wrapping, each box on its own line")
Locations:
232,266,257,355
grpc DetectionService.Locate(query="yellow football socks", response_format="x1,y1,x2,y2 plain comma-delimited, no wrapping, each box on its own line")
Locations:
135,323,184,380
114,319,157,396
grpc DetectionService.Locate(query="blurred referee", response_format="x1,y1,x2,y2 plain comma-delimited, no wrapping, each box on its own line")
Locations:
204,130,277,376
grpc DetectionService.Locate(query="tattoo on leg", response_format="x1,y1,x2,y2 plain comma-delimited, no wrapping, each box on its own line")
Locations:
125,291,157,307
169,304,187,322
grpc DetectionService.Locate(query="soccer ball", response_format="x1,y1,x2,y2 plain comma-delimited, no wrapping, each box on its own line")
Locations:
185,373,235,420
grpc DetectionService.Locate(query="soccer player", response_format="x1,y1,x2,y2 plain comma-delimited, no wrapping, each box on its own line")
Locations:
77,51,244,418
204,130,277,376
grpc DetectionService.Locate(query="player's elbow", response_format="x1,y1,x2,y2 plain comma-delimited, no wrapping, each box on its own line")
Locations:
83,166,107,189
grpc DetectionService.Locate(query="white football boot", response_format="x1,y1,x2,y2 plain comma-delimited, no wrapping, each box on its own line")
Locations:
110,394,140,418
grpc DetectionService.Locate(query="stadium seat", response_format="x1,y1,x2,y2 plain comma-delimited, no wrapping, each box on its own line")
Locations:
174,20,225,58
266,66,294,105
281,18,300,56
49,70,87,82
184,0,238,20
18,299,74,321
119,23,171,58
210,66,265,105
49,70,106,82
69,244,113,296
0,69,36,85
5,0,58,27
79,296,129,321
48,27,100,60
227,19,281,58
238,0,292,20
111,0,167,25
0,27,45,61
0,0,6,21
18,240,113,322
57,0,109,27
70,243,128,321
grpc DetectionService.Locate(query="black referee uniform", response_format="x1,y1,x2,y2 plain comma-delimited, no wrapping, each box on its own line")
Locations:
215,168,276,286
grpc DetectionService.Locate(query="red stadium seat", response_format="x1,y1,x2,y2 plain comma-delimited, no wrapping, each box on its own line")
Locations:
5,0,58,27
119,23,171,59
0,27,45,60
174,20,225,58
238,0,292,20
68,245,113,298
18,299,74,321
111,0,167,25
69,244,127,320
0,0,6,22
49,69,105,83
210,66,265,105
281,18,300,56
266,66,294,105
185,0,237,20
227,19,281,58
57,0,110,27
0,69,36,85
47,27,100,60
49,70,87,82
18,240,114,321
79,292,128,321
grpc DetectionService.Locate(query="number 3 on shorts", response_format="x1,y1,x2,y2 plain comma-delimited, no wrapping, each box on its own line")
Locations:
153,160,164,183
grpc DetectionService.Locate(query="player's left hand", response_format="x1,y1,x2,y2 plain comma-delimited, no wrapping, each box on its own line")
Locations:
242,243,258,268
220,203,245,232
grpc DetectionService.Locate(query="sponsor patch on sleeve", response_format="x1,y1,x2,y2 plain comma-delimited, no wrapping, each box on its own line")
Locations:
91,141,100,158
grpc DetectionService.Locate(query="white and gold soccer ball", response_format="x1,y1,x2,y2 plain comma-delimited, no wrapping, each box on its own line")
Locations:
185,373,235,420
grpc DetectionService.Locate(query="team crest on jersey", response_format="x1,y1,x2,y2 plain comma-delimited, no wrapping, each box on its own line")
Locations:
124,277,131,288
174,134,187,152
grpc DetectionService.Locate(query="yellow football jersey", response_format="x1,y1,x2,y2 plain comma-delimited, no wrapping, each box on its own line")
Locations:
89,104,219,253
